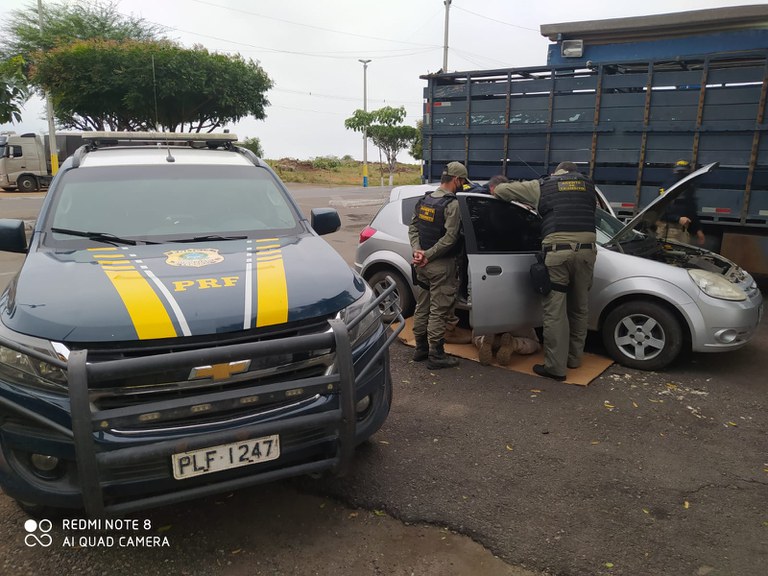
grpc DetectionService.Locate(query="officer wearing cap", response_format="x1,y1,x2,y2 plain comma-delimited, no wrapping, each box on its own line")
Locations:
655,160,706,246
408,161,467,369
501,162,597,381
535,162,597,381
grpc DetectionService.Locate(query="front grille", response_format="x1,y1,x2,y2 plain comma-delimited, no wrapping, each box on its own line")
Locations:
74,317,339,431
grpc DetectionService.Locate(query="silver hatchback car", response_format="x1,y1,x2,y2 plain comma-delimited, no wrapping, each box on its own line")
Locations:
355,164,764,371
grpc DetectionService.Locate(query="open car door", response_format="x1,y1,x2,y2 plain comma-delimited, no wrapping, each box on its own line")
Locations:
458,193,543,335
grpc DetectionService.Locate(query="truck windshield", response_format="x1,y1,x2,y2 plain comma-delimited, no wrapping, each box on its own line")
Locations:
45,165,302,243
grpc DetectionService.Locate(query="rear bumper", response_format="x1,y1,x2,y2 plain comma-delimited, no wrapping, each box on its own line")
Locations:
0,290,403,516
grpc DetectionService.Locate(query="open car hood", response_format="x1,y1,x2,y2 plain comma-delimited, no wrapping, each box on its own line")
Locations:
605,162,718,246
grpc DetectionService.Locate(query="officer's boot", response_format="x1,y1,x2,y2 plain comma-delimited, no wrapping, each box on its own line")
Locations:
427,339,459,369
412,335,429,362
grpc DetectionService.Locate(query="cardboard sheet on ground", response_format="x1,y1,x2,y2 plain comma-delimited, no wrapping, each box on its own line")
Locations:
396,317,613,386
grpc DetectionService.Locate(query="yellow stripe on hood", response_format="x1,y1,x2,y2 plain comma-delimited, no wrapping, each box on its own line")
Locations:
90,248,178,339
255,239,288,327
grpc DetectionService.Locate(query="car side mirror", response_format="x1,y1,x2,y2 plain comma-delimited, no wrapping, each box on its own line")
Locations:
0,219,28,253
310,208,341,236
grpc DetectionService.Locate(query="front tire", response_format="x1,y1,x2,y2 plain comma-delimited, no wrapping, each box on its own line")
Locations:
16,175,38,192
602,301,683,371
367,269,414,323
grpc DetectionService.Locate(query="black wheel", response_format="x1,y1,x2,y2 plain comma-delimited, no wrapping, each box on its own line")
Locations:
16,175,38,192
367,269,414,323
602,300,683,371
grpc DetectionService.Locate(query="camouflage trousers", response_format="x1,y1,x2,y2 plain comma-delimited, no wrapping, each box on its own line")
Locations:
472,329,541,366
412,257,458,347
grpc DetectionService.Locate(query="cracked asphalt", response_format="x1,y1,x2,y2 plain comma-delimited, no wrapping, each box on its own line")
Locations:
1,187,765,575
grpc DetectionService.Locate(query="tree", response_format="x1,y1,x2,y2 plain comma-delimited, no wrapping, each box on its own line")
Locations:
0,56,28,124
409,119,423,161
345,106,418,185
1,0,164,62
239,136,264,158
31,40,273,132
1,0,165,124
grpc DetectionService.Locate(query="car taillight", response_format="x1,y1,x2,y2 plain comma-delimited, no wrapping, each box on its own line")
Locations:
359,226,376,244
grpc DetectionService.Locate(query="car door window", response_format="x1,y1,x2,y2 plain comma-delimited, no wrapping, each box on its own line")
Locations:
464,195,541,253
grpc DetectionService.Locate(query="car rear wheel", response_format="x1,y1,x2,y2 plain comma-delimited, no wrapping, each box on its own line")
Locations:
16,175,38,192
602,301,683,371
367,269,414,323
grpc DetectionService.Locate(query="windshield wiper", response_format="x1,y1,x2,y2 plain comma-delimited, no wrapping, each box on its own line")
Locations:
50,227,157,246
172,234,248,243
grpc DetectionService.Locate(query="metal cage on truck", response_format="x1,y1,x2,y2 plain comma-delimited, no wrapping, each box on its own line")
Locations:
421,5,768,274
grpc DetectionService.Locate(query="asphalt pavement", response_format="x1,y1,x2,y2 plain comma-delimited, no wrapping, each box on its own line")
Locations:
0,185,766,576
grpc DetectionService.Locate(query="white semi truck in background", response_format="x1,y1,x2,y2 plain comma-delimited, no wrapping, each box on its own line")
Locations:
0,132,82,192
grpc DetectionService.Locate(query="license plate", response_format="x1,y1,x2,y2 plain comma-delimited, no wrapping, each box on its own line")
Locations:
171,435,280,480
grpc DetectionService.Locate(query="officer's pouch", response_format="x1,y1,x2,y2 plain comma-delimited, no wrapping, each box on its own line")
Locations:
529,251,551,296
411,264,430,290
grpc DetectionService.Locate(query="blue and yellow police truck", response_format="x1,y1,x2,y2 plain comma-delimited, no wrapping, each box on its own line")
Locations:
0,132,402,517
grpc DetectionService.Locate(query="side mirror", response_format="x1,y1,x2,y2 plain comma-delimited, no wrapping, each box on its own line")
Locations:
310,208,341,236
0,219,28,253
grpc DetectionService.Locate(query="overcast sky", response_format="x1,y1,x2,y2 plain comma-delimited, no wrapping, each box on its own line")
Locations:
0,0,756,161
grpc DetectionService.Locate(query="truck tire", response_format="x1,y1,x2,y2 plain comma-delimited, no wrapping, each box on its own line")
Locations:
367,269,414,323
16,175,38,192
602,300,683,371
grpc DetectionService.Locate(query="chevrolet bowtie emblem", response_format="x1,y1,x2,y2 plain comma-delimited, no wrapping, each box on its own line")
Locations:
189,360,251,381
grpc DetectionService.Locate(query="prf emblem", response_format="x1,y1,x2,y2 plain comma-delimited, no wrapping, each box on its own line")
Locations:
165,248,224,268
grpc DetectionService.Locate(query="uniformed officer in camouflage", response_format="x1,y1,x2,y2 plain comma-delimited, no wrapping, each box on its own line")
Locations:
492,162,598,380
534,161,597,381
408,161,466,369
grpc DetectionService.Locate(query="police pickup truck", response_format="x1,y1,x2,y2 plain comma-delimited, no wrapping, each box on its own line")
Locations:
0,132,401,517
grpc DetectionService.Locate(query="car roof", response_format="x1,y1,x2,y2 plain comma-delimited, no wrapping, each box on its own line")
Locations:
78,146,254,168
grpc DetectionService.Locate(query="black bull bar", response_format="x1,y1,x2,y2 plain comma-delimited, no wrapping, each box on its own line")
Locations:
0,279,404,517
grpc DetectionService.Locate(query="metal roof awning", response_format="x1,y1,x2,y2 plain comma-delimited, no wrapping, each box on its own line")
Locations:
540,4,768,43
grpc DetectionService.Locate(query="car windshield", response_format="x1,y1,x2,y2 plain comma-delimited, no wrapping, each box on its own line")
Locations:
595,207,643,246
44,164,302,244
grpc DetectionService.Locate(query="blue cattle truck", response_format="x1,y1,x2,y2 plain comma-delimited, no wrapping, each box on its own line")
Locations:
420,4,768,275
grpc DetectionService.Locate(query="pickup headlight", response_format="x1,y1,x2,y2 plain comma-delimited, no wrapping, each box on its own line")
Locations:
341,283,381,347
688,269,747,301
0,344,68,393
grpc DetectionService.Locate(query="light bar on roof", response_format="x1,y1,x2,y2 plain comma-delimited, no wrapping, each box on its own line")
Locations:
82,131,238,142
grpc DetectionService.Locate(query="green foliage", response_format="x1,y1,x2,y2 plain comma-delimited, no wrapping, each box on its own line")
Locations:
238,136,264,157
409,119,423,161
0,55,28,123
344,106,418,184
31,39,273,132
0,0,164,125
1,0,164,62
311,155,342,171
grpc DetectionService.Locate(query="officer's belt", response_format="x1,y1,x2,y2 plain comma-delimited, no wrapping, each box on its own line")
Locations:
543,243,594,253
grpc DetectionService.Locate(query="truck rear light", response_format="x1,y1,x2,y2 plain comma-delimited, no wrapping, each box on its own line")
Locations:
359,226,376,244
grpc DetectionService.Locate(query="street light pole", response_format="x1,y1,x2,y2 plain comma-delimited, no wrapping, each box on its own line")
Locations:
443,0,452,72
37,0,58,176
358,59,371,188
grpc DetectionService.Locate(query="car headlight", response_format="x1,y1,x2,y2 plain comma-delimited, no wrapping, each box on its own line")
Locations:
688,269,747,301
0,344,68,393
341,283,382,347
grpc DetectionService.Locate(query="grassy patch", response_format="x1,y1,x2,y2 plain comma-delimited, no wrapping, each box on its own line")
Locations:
266,157,422,186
